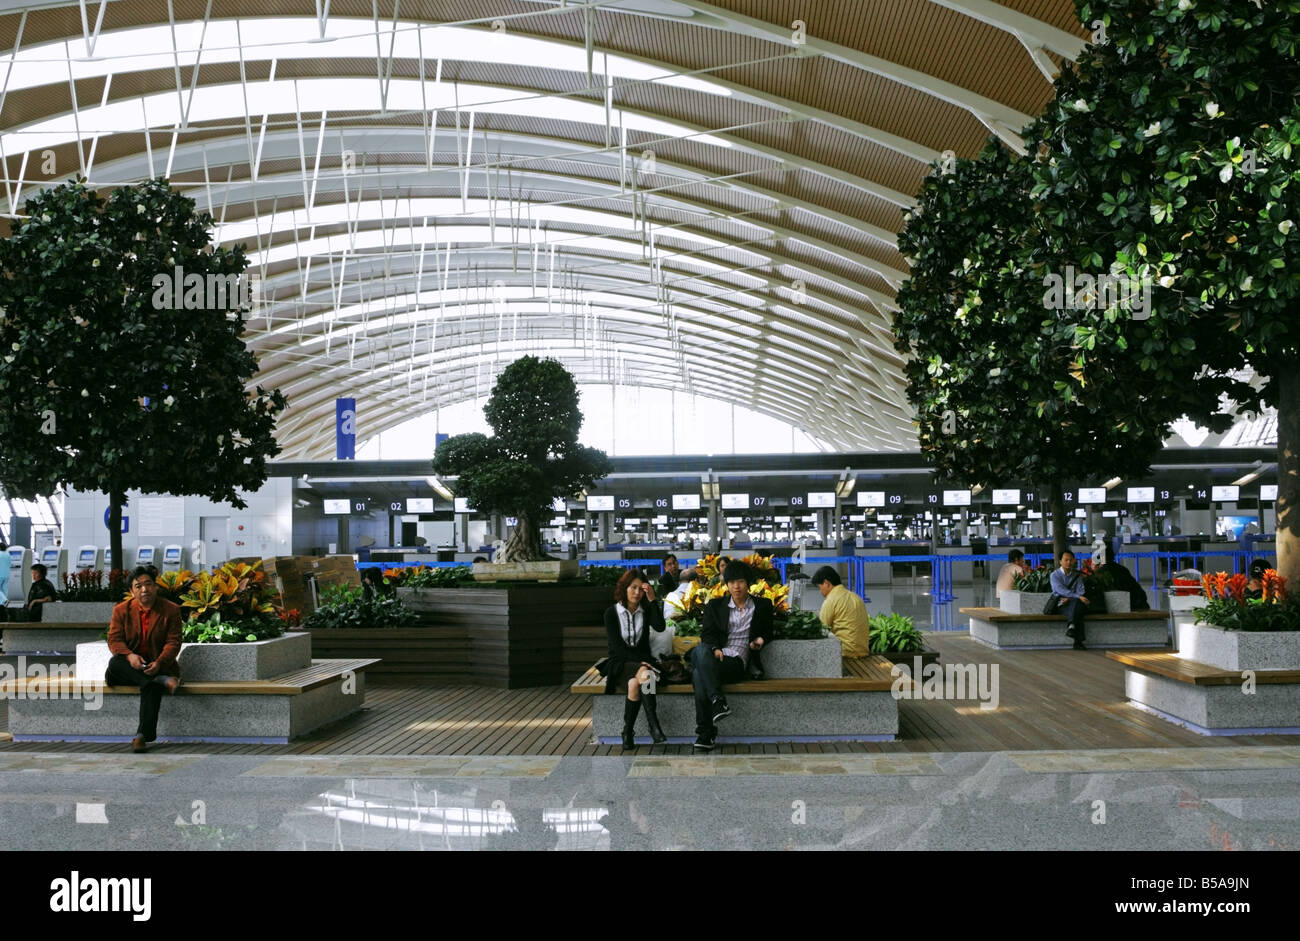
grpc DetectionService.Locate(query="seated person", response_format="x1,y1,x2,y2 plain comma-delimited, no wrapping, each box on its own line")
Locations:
689,562,772,751
657,554,683,594
1097,545,1150,610
1245,559,1271,600
105,566,184,753
810,565,870,658
602,569,667,750
995,549,1029,600
25,562,57,621
1049,550,1090,650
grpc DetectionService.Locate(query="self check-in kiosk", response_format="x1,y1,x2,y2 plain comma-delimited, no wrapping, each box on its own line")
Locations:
162,544,184,573
75,545,104,572
6,546,31,607
39,547,68,589
134,545,161,570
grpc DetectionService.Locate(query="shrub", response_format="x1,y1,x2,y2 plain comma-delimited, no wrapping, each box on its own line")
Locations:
302,583,419,630
869,613,926,654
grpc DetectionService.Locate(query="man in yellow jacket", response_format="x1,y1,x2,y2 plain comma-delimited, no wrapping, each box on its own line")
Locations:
810,566,870,658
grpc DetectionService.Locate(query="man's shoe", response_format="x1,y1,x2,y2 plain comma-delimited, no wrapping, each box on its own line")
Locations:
1073,641,1088,651
711,696,731,723
693,734,715,751
161,676,181,695
1064,624,1076,639
130,736,147,754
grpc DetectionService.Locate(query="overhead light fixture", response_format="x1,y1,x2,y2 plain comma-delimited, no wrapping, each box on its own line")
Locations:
426,476,455,501
1103,477,1123,489
835,472,857,499
1232,470,1265,487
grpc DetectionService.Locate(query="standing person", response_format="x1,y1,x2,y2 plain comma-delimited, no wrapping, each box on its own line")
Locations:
602,569,667,750
810,565,871,658
689,562,773,750
1050,550,1090,650
995,549,1029,600
25,562,57,621
105,566,184,753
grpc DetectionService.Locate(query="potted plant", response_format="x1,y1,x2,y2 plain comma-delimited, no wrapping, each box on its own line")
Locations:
433,356,612,581
1183,570,1300,670
302,583,419,630
1000,564,1054,614
42,569,131,623
869,612,939,668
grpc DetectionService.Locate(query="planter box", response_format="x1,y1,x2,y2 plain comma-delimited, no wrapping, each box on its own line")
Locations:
392,584,610,687
999,591,1054,614
877,647,940,671
308,626,470,686
472,560,579,583
75,632,312,682
40,602,119,624
1103,591,1131,613
761,636,842,678
1168,594,1208,613
1177,621,1300,672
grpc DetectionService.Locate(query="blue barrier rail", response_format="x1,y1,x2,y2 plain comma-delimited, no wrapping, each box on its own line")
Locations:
358,549,1265,607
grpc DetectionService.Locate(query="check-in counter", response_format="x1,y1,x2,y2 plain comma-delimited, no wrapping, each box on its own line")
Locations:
936,545,973,582
854,545,893,585
1194,540,1241,576
586,550,624,562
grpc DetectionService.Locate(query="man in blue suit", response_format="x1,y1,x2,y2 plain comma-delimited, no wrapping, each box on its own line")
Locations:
1050,550,1090,650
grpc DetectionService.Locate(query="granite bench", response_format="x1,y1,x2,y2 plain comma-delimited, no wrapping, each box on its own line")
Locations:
2,622,105,669
1107,649,1300,736
3,657,379,745
961,607,1170,650
571,655,910,744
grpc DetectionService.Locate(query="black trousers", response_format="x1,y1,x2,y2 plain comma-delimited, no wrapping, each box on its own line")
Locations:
105,654,173,741
689,643,746,736
1058,597,1088,640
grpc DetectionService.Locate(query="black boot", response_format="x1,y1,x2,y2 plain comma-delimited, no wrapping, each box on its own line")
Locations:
621,698,642,750
643,694,667,744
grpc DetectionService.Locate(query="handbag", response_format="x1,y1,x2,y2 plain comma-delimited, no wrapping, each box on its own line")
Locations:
1043,593,1061,615
655,654,690,684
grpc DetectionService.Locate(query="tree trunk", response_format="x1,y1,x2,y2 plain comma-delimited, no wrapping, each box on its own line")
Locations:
1276,367,1300,588
500,514,545,562
1048,478,1068,563
108,489,125,574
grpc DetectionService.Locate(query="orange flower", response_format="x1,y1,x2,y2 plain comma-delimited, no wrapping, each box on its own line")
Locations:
1262,570,1286,603
1227,573,1248,602
1213,572,1229,600
1201,573,1214,598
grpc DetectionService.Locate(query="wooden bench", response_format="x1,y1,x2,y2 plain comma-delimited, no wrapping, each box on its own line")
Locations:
961,606,1170,650
571,655,909,744
1107,650,1300,735
5,658,379,744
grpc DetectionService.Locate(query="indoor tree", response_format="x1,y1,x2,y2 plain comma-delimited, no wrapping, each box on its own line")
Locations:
0,178,287,571
1027,0,1300,579
433,356,611,562
894,141,1217,559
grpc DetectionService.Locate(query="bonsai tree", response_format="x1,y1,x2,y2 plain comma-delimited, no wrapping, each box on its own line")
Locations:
1026,0,1300,580
894,142,1200,559
0,178,287,571
433,356,611,562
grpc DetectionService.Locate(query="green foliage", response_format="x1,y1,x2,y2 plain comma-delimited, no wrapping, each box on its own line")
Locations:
1195,598,1300,633
181,611,284,644
771,609,827,640
582,565,627,586
868,612,926,654
433,357,611,561
302,583,419,630
1013,566,1054,593
668,616,701,637
0,178,286,570
59,569,131,602
404,565,475,588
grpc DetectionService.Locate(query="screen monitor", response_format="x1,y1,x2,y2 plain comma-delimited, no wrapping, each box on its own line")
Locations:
1102,510,1119,518
721,493,749,510
999,512,1018,520
551,497,567,512
725,516,744,525
586,495,615,512
857,491,886,507
137,547,154,561
78,548,96,563
1073,508,1087,518
774,515,792,524
1211,485,1240,502
807,492,836,508
849,514,866,522
453,497,472,513
943,490,972,506
1077,487,1107,504
1027,510,1043,519
1126,487,1155,503
323,499,350,515
163,547,181,562
1261,484,1279,501
406,497,434,513
991,489,1020,505
672,494,701,511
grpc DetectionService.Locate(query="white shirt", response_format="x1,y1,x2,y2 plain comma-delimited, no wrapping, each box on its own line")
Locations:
615,602,645,647
722,595,755,664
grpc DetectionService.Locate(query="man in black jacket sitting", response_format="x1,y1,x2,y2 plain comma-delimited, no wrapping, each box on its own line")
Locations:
689,562,773,750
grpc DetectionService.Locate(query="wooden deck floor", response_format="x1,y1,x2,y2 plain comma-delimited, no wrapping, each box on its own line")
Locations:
4,632,1299,757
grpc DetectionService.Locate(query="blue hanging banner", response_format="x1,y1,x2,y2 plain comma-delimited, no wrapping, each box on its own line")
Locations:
336,398,357,460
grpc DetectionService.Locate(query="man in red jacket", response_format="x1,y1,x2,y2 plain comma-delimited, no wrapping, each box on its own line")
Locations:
105,566,185,753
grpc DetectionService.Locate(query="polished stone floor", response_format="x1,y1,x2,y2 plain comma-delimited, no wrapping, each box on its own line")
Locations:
2,747,1297,850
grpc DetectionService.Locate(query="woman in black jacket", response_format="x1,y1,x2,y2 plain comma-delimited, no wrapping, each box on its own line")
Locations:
604,569,667,749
